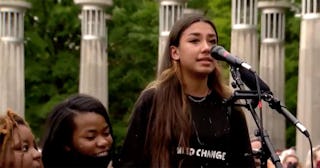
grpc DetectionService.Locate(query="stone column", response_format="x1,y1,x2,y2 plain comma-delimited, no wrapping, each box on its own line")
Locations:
157,0,187,75
230,0,259,137
296,0,320,161
74,0,112,108
183,8,203,17
258,0,290,150
0,0,30,117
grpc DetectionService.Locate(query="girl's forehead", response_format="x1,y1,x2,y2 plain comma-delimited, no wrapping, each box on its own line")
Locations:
13,125,34,142
73,112,108,127
181,22,216,36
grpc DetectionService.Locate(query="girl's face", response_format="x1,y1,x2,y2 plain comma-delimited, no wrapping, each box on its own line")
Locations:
282,155,298,168
171,21,218,76
70,112,113,157
11,125,43,168
315,150,320,167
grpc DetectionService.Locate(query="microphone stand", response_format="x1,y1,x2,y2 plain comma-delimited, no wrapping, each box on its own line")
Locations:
229,67,282,168
262,95,310,138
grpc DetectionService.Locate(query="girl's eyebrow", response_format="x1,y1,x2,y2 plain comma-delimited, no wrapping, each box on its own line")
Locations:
187,32,217,38
84,124,109,133
12,139,29,148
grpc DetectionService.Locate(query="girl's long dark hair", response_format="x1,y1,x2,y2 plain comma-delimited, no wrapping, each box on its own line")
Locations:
143,14,232,167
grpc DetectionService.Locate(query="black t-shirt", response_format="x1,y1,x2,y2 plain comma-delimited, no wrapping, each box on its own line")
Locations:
118,88,254,168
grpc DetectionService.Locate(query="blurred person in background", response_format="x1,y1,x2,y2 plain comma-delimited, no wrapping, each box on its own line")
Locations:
280,147,302,168
305,145,320,168
0,109,43,168
251,136,276,168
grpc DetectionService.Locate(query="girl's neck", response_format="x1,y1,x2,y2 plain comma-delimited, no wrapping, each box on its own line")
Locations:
183,73,210,97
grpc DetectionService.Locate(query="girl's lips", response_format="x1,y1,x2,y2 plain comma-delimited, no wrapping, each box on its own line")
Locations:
96,151,108,157
198,58,214,65
198,56,214,62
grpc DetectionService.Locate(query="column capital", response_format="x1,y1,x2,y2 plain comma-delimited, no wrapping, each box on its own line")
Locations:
258,0,291,9
158,0,187,2
158,0,187,5
183,8,204,16
0,0,31,10
74,0,113,7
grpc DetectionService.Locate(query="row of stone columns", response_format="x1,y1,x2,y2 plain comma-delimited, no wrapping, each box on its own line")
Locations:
230,0,320,160
0,0,113,117
229,0,320,160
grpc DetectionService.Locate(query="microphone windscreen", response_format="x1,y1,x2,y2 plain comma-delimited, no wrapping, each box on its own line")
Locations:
238,68,270,92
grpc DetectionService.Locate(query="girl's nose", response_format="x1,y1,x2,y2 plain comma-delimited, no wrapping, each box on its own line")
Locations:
32,147,42,160
96,135,113,148
202,41,211,53
204,41,211,48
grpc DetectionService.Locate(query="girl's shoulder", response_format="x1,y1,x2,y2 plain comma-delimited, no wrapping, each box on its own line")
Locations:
136,87,156,106
131,87,156,118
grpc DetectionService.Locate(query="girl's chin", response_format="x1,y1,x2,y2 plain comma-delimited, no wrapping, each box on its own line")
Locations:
195,69,214,75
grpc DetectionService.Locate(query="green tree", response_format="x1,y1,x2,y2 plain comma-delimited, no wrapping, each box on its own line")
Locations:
25,0,81,137
284,9,301,147
24,0,159,152
107,0,159,151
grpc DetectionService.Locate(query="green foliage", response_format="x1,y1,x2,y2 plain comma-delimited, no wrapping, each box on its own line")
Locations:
284,10,301,147
206,0,232,49
108,0,158,150
24,0,80,136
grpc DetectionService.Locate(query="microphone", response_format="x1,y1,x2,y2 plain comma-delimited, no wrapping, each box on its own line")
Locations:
239,70,310,137
211,47,310,138
211,45,254,72
210,45,270,93
238,68,270,93
239,69,310,137
239,68,310,137
237,67,271,109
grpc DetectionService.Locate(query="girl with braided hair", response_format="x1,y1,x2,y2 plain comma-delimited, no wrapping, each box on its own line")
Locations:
0,109,43,168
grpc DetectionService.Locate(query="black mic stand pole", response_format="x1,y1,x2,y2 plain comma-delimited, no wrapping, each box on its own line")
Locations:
229,67,282,168
262,94,310,138
262,94,314,168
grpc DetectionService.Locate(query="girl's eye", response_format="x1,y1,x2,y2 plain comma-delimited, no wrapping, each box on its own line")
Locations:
86,136,95,140
189,39,199,43
209,39,217,45
21,144,29,152
103,131,110,137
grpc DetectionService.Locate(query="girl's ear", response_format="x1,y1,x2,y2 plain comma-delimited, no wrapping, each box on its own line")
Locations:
170,46,180,61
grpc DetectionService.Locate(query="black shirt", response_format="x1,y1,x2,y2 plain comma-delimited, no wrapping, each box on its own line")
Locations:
119,88,254,168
